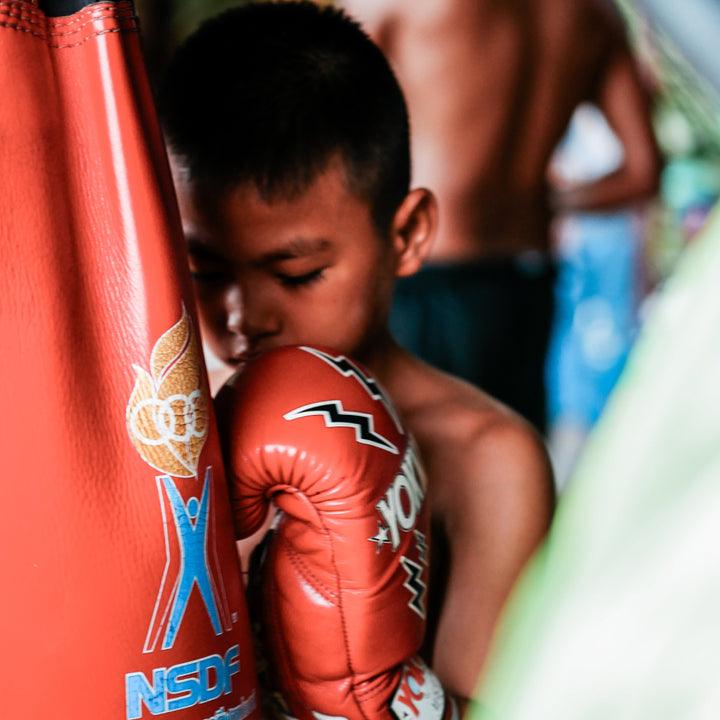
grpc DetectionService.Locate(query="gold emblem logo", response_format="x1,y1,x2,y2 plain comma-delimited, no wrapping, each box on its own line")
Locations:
126,305,208,478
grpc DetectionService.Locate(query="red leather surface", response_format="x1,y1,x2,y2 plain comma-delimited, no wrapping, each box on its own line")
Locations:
217,346,432,720
0,3,259,718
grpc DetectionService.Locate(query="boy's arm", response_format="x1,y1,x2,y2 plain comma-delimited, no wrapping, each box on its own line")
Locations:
218,346,458,720
431,420,555,709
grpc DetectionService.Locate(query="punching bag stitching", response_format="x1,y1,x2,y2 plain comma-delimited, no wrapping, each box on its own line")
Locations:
48,2,133,33
46,0,128,27
0,2,137,44
0,0,45,39
0,2,45,19
0,5,45,26
50,25,136,49
0,21,43,38
47,3,138,50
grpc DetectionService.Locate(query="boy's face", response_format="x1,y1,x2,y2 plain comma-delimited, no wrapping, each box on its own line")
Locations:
176,161,399,370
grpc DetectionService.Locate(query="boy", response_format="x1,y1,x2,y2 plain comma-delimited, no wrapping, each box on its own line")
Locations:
158,1,555,710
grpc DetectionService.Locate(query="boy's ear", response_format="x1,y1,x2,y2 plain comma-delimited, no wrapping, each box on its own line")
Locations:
390,188,438,278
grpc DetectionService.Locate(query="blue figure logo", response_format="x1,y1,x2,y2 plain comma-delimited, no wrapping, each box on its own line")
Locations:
144,467,231,652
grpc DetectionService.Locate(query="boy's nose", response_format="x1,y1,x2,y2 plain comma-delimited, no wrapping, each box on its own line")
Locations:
224,281,279,344
223,284,244,335
239,297,278,342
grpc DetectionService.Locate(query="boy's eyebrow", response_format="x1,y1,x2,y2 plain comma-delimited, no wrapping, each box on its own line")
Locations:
256,237,331,263
184,236,331,263
186,239,223,260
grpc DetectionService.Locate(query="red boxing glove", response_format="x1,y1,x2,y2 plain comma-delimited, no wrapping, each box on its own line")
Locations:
216,345,458,720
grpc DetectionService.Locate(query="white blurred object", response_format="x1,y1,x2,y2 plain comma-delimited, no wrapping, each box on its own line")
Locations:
634,0,720,94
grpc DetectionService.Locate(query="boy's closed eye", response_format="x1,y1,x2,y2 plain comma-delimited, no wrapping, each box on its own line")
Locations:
190,269,229,283
264,237,331,289
187,251,230,284
276,267,326,288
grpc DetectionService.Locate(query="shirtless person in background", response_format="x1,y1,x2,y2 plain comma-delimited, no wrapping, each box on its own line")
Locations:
341,0,662,432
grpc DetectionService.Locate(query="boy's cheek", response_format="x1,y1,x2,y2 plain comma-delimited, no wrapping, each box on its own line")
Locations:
192,298,226,342
192,286,223,317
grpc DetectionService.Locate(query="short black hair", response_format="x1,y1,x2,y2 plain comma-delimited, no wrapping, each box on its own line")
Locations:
158,0,411,237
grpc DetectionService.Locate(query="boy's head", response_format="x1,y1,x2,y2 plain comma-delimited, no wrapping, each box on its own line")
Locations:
159,1,435,369
160,0,409,237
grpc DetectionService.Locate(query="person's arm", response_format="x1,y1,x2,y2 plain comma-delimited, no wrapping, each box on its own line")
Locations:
431,420,556,710
550,24,662,213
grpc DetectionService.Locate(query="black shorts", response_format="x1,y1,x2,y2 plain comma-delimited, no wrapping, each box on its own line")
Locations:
390,253,556,432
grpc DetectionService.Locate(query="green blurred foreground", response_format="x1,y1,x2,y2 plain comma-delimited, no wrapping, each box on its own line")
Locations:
472,201,720,719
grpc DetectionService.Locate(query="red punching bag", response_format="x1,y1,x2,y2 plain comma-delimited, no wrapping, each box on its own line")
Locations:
0,2,260,718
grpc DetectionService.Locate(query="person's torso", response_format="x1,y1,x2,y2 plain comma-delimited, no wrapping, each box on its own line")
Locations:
375,0,618,258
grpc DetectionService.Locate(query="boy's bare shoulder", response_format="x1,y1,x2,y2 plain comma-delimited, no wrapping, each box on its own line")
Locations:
386,353,555,514
393,353,544,455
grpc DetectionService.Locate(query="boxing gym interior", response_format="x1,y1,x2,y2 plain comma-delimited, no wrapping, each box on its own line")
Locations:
2,0,719,717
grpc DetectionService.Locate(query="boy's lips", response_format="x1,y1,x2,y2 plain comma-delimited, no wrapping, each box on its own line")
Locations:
228,354,251,366
225,341,253,365
228,349,261,365
230,341,282,364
